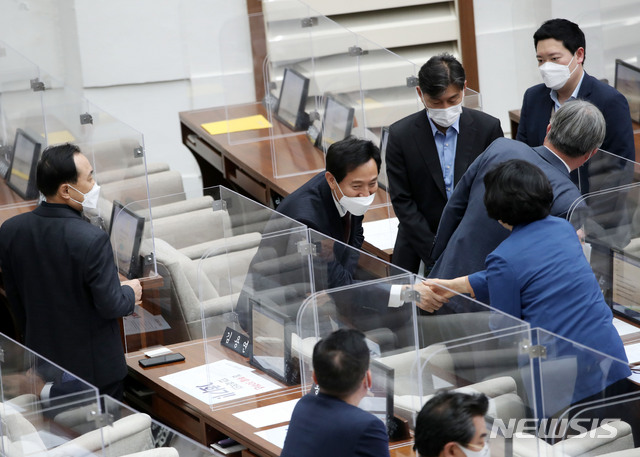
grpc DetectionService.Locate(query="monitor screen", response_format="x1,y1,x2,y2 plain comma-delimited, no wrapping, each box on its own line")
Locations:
249,299,299,385
316,96,355,152
7,128,41,199
109,200,145,279
358,359,394,430
275,67,310,131
611,250,640,319
614,59,640,123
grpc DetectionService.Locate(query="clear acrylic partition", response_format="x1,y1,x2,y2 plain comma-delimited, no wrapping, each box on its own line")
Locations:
0,333,102,457
0,389,217,457
196,225,412,404
417,326,636,457
215,0,316,146
295,277,529,434
116,186,290,356
0,40,46,155
566,149,640,315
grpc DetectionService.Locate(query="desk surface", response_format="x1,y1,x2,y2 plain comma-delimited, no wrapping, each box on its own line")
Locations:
179,104,396,260
126,338,414,457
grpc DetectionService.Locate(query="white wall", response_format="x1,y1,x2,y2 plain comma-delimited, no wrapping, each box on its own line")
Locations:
0,0,253,197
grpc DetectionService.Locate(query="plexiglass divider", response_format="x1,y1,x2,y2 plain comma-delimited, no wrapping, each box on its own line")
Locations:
0,333,102,457
296,278,529,433
0,40,46,162
567,149,640,316
417,326,637,457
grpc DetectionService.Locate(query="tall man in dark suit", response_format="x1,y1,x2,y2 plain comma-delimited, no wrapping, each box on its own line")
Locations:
516,18,635,189
281,328,390,457
386,53,503,274
428,100,605,289
0,143,142,399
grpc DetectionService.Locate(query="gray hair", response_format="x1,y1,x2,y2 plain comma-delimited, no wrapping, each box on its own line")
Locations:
547,99,606,158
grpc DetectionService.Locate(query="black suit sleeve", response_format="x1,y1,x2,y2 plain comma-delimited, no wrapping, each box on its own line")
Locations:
386,125,436,264
85,233,135,319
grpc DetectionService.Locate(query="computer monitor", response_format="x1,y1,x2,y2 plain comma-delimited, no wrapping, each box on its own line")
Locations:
6,128,41,199
611,249,640,322
315,95,354,152
249,298,299,385
109,200,145,279
358,359,394,432
274,67,310,131
614,59,640,123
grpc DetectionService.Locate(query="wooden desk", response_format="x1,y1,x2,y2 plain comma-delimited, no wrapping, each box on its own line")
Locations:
179,104,395,262
126,338,414,457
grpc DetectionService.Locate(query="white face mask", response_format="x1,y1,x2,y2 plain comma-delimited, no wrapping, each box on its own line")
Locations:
539,54,577,90
335,183,375,216
69,182,101,210
457,442,490,457
425,96,463,128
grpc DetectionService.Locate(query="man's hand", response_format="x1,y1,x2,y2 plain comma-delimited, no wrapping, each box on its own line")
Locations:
122,279,142,303
412,282,449,313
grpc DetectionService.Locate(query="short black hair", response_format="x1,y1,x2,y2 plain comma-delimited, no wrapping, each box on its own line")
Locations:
483,159,553,226
418,53,466,98
325,136,381,183
312,328,369,397
36,143,81,197
414,391,488,457
534,18,586,62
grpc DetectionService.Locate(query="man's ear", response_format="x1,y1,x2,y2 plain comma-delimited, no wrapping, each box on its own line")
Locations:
325,171,337,190
575,46,585,65
57,183,71,201
442,441,460,456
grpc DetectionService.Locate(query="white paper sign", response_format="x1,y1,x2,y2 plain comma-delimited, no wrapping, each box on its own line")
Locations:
160,360,281,404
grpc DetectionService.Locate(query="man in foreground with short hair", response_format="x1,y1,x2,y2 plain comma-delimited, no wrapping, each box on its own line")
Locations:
280,328,390,457
414,391,489,457
0,143,141,399
428,99,605,290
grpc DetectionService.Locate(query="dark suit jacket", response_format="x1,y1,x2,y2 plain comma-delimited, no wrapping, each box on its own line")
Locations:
516,72,635,192
386,107,503,273
429,138,583,282
0,202,135,389
280,392,390,457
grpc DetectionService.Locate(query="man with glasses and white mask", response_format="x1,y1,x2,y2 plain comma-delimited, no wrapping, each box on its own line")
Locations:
414,391,490,457
0,143,141,400
386,53,503,275
516,18,635,185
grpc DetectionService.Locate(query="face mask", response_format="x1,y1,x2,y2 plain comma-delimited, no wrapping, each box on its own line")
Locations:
69,182,101,210
425,97,463,128
539,54,577,90
457,442,490,457
335,183,375,216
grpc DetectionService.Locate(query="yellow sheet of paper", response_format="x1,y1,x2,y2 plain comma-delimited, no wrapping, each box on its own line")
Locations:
201,115,272,135
42,130,76,144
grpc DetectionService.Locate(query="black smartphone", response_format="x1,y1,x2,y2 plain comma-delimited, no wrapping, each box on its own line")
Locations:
139,352,185,368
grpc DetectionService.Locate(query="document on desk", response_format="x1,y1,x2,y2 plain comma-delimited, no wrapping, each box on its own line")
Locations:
160,360,280,405
255,425,289,449
201,115,272,135
123,305,171,334
233,398,299,428
362,217,399,251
